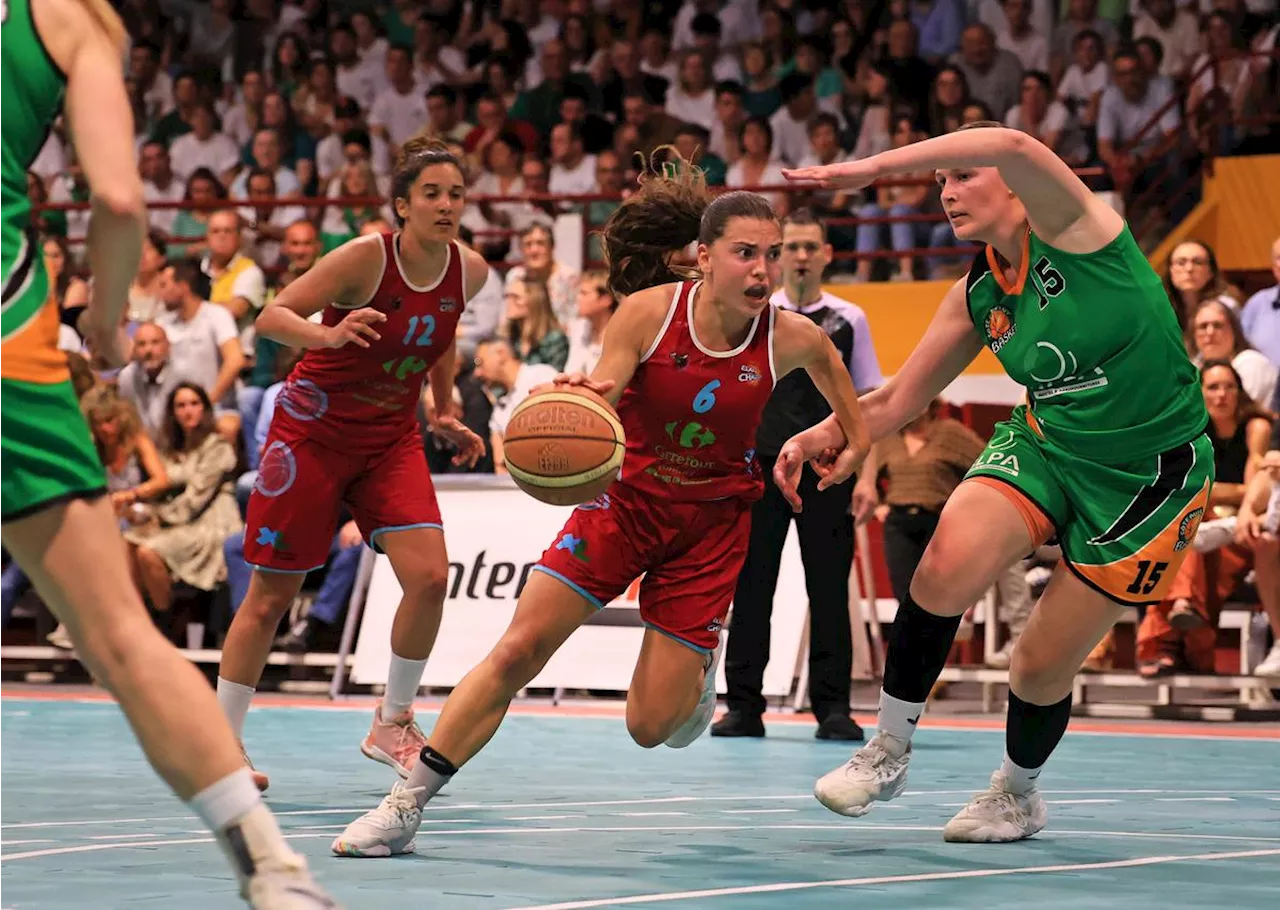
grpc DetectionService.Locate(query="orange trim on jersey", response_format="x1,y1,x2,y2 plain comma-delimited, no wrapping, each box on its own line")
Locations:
0,295,70,384
1025,402,1045,438
966,475,1055,547
1069,477,1212,605
986,230,1031,296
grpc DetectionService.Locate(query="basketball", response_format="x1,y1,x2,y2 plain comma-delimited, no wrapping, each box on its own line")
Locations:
503,387,626,506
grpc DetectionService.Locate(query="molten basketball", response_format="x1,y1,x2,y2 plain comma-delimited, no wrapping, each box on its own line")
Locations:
503,387,626,506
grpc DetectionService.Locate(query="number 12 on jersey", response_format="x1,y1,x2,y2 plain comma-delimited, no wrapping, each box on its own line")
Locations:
403,314,436,347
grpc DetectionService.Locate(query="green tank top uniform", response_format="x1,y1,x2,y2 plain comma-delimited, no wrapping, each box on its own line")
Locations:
961,226,1214,606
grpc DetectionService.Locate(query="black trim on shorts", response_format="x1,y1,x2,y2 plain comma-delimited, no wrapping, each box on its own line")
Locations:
0,485,108,525
1,227,38,306
1058,553,1160,608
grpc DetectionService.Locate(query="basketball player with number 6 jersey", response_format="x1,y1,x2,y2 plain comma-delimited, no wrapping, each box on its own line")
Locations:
218,140,491,794
331,164,870,858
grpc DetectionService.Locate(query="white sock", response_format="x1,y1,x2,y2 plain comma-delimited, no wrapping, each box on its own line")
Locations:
217,677,255,739
188,768,263,832
383,653,427,718
1000,752,1043,795
876,690,924,755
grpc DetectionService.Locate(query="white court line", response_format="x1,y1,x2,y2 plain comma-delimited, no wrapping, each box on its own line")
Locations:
1045,800,1120,805
618,813,689,818
502,849,1280,910
5,789,1280,830
4,824,1280,862
0,841,53,846
719,809,798,815
84,833,167,841
504,816,588,821
1155,797,1236,802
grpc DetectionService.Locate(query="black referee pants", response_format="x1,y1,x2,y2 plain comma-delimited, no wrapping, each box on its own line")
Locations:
724,455,855,721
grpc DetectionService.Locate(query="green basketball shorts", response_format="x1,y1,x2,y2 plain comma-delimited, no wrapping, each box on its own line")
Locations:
964,406,1214,606
1,378,107,523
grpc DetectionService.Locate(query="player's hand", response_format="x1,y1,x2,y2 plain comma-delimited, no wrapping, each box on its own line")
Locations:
533,372,617,398
782,158,878,191
851,483,879,526
78,310,130,369
773,442,810,512
324,307,386,349
431,415,486,468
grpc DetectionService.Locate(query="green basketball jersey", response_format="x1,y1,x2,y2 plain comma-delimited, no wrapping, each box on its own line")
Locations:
964,226,1206,462
2,0,64,346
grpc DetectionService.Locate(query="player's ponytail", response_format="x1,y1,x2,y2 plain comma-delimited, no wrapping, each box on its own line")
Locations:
391,136,465,226
601,149,779,297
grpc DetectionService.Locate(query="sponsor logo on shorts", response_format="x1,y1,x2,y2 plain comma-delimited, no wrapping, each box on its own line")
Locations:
985,306,1016,353
706,617,723,633
738,363,763,384
973,449,1021,477
255,527,286,550
1175,507,1205,552
555,532,589,561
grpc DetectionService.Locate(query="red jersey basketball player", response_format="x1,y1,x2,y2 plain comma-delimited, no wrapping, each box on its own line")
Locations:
332,159,871,857
217,139,489,791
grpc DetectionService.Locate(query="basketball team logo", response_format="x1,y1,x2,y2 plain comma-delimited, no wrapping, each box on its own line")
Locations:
985,306,1017,353
439,297,458,313
279,379,329,421
671,352,689,369
1175,507,1205,552
255,441,298,498
738,363,763,384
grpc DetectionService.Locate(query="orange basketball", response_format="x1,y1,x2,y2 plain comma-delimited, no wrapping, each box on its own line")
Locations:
987,308,1010,338
503,386,626,506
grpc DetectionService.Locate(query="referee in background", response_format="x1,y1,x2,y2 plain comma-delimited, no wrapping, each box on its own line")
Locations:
713,209,883,740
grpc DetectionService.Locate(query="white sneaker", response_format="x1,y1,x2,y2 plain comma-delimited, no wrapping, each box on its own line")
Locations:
813,731,911,817
664,633,724,749
245,852,342,908
330,782,423,858
942,771,1048,843
1255,642,1280,678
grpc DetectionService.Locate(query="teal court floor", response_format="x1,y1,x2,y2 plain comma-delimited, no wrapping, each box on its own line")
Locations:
2,692,1278,909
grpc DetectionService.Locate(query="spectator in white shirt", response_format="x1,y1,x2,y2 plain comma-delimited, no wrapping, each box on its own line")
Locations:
201,210,267,343
640,28,679,85
129,40,173,129
168,103,241,184
1241,236,1280,369
330,21,385,112
690,14,745,84
154,259,245,442
996,0,1049,74
316,100,392,184
140,140,186,236
1133,0,1203,81
411,15,468,91
228,129,301,200
666,52,718,128
368,44,429,158
563,271,618,377
243,170,308,267
710,81,747,164
769,73,822,168
117,322,189,437
727,117,789,216
548,122,598,203
1006,70,1089,164
673,0,753,51
473,337,560,474
796,113,858,253
1050,0,1119,81
1057,29,1111,132
1191,300,1279,410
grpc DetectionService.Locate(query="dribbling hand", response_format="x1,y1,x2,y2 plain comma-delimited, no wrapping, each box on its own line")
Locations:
324,307,387,349
532,372,617,398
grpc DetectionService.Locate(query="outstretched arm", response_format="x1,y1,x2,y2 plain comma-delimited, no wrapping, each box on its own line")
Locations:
784,126,1124,252
783,279,982,454
771,313,870,509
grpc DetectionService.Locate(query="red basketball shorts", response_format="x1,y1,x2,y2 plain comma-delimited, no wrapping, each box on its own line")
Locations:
535,483,751,652
244,418,441,572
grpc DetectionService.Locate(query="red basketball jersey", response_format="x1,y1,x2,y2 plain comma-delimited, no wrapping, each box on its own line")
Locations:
617,280,776,502
279,233,465,453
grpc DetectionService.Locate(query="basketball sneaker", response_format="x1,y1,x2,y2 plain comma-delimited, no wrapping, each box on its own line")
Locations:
665,632,724,749
942,770,1047,843
330,781,423,858
360,701,427,778
813,731,911,817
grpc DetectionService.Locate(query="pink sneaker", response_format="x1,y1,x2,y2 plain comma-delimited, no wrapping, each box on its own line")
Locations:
360,702,426,778
240,741,270,792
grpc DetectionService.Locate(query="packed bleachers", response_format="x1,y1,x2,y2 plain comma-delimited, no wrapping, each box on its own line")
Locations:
6,0,1280,715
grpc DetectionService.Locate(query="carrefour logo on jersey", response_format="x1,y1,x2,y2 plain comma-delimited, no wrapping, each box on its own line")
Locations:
985,306,1017,353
